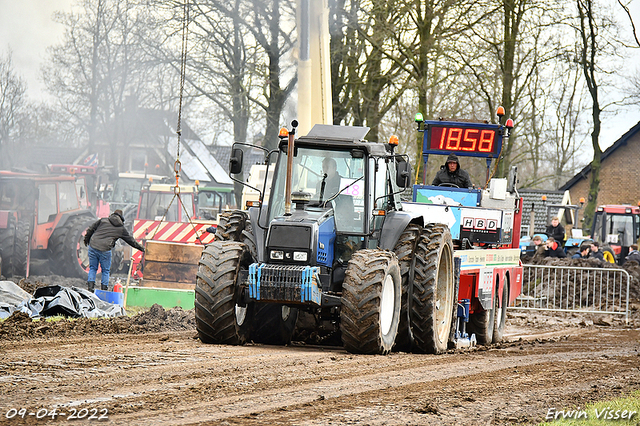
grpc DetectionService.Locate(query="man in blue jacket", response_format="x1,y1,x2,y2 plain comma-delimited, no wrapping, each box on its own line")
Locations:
84,209,145,291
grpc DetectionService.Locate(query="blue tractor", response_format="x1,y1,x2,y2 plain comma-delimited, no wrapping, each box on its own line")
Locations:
194,123,458,355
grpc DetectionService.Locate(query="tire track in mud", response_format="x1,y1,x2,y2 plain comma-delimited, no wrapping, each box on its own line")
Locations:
107,343,638,425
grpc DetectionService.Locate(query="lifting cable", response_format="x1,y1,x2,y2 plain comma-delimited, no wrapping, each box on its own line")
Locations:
150,0,204,245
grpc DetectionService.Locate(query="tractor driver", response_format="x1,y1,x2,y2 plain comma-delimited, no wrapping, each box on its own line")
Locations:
432,153,473,188
317,157,342,200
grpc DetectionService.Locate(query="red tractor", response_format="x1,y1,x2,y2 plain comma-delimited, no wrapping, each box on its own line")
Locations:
565,204,640,263
0,171,96,278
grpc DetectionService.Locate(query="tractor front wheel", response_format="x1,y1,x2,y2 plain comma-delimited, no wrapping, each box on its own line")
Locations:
341,250,401,355
195,241,253,345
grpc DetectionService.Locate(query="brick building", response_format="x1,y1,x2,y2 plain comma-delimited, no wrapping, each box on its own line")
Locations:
560,120,640,213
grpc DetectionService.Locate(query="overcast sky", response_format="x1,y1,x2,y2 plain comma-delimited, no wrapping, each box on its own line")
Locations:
0,0,638,150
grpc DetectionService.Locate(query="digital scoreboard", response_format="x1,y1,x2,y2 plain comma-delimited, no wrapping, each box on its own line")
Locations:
422,121,503,158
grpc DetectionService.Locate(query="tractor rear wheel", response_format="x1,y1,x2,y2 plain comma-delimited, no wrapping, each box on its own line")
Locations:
392,223,421,351
252,304,299,345
10,219,30,277
48,216,94,278
195,241,253,344
602,245,616,263
341,250,401,355
0,214,17,277
410,224,455,354
492,282,509,343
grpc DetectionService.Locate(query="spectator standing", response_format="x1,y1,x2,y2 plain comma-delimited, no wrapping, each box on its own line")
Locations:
589,241,605,261
624,244,640,264
545,216,565,247
572,244,591,259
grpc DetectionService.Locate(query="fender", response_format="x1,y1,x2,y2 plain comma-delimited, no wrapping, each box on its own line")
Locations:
378,210,423,251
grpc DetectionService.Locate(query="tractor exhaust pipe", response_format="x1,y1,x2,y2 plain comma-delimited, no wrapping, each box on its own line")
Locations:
284,120,298,215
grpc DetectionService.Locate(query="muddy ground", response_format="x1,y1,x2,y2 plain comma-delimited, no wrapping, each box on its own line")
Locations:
1,269,640,425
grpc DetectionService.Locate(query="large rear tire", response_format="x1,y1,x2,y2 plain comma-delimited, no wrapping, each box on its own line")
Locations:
252,304,299,345
410,224,455,354
0,214,17,277
341,250,401,355
392,223,421,351
48,216,94,278
602,245,616,264
195,241,253,345
10,220,30,277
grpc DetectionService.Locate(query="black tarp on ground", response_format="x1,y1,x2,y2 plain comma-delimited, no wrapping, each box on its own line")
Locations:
0,284,126,319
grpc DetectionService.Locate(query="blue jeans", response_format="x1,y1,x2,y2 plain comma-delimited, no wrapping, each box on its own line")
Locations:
88,246,112,287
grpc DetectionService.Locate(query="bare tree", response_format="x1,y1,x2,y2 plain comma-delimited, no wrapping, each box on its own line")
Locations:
43,0,169,166
0,51,27,169
576,0,604,230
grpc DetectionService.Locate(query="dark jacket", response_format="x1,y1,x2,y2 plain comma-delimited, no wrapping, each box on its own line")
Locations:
546,241,566,258
545,224,565,245
590,250,604,261
85,212,145,253
625,250,640,264
431,154,473,188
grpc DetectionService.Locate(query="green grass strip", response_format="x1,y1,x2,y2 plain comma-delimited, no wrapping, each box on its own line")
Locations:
539,390,640,425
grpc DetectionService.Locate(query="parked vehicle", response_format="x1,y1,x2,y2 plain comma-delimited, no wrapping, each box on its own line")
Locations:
0,171,96,278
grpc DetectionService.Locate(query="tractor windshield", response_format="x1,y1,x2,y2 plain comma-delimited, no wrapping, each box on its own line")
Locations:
138,192,195,222
268,147,366,233
594,213,637,247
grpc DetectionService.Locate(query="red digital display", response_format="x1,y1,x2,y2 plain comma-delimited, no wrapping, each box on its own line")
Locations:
428,125,499,156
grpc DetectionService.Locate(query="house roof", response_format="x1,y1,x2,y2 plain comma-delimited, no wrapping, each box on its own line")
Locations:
125,107,231,185
518,189,573,234
560,120,640,191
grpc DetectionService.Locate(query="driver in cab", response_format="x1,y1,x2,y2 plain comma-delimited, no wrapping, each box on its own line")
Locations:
431,153,472,188
318,157,342,199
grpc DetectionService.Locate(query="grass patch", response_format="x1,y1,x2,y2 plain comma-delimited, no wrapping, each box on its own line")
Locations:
539,391,640,425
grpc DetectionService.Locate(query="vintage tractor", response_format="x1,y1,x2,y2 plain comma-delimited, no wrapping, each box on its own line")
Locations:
195,115,523,355
0,171,96,278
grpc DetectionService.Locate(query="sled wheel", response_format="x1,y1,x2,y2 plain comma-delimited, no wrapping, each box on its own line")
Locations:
341,250,401,355
410,224,455,354
492,281,509,344
195,241,253,344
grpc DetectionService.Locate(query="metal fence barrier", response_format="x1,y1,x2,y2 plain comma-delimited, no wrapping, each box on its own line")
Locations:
509,264,630,323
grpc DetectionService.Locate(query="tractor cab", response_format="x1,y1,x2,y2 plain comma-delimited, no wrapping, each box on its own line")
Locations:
591,205,640,260
234,124,410,269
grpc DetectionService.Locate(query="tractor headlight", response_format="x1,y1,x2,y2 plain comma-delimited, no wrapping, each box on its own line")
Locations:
270,250,284,260
293,251,308,262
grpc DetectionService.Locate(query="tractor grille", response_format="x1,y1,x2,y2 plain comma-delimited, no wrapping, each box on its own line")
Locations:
247,263,321,306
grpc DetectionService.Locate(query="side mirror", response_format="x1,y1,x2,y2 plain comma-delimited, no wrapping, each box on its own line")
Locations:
396,159,412,189
229,148,244,175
